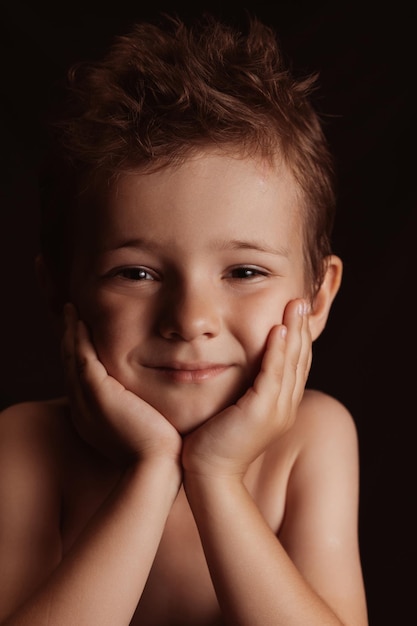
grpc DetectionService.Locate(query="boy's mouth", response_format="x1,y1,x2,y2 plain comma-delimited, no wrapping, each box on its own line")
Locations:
146,362,231,383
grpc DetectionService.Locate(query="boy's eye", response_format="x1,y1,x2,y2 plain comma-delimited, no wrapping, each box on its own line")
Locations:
115,267,154,281
228,266,267,280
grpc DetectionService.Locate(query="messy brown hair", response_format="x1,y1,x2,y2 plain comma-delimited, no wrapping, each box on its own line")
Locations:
39,13,336,302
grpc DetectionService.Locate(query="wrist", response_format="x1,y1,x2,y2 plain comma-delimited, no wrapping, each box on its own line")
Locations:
127,454,182,495
183,470,250,526
182,452,248,482
183,466,244,499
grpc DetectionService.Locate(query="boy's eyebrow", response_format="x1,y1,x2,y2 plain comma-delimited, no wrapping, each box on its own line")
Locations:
218,238,291,258
105,237,290,257
104,238,163,252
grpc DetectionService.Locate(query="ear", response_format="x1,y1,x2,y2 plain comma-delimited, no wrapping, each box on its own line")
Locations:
309,255,343,341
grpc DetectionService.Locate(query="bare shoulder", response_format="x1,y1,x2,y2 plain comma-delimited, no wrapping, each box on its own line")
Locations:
0,399,70,619
271,388,360,516
262,388,360,508
0,397,71,461
293,388,359,456
0,398,70,505
0,397,80,534
280,388,360,522
0,397,101,510
276,391,367,625
0,396,66,443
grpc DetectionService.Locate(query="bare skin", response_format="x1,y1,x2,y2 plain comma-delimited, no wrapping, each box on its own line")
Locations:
0,151,368,625
0,372,365,625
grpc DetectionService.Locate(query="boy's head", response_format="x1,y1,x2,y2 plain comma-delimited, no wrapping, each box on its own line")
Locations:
39,13,336,308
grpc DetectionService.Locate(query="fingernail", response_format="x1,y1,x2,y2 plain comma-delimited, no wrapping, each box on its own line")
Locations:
298,300,310,316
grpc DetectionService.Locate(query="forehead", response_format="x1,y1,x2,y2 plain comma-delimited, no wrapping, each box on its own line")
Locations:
97,150,301,246
75,149,304,261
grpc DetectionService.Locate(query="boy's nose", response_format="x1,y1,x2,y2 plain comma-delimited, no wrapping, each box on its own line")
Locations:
158,283,221,341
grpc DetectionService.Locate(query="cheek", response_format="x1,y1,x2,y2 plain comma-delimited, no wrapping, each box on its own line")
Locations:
74,282,148,326
74,291,151,361
233,292,286,370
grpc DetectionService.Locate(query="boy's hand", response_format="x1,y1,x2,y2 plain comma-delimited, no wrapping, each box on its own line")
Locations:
62,303,182,467
182,299,312,478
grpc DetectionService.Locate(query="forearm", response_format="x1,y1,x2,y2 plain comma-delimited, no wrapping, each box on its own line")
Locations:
184,473,344,626
4,458,181,626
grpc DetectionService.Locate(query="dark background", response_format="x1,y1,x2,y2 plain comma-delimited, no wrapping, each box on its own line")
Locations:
1,1,415,624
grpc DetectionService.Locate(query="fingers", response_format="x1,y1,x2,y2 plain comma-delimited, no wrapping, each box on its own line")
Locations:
250,324,287,402
247,298,312,434
62,303,111,398
281,299,312,407
61,303,183,466
61,303,94,430
185,298,312,476
61,303,112,438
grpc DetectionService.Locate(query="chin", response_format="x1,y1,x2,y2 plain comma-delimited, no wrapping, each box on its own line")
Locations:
155,397,229,436
122,370,252,435
137,385,240,435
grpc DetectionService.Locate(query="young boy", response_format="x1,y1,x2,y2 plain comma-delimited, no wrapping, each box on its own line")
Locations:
0,13,368,626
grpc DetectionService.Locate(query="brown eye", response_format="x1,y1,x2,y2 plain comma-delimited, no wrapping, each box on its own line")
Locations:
229,266,265,279
117,267,154,281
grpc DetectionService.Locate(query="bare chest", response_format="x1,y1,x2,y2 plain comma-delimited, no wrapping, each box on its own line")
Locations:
130,499,222,626
63,481,223,625
61,445,292,626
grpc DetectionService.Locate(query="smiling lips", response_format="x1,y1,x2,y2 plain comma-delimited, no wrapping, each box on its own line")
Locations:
148,363,230,383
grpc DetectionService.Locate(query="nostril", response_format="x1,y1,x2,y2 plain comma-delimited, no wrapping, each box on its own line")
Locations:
157,294,221,341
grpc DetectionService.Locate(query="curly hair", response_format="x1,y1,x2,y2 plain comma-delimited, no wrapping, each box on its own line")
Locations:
39,13,336,300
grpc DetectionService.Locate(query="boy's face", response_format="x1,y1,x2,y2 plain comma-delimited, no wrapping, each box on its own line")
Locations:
70,149,306,434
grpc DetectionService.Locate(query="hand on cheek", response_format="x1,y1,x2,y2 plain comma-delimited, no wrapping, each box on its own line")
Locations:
182,298,312,478
61,303,182,468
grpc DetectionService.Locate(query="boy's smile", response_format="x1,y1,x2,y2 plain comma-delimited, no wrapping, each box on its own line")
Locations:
144,362,231,384
70,148,306,433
